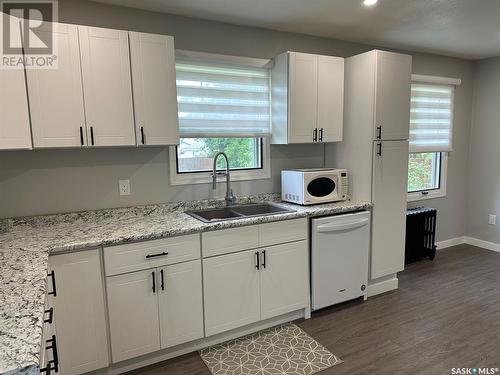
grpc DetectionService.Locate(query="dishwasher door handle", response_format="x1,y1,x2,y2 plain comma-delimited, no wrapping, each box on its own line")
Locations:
316,218,369,233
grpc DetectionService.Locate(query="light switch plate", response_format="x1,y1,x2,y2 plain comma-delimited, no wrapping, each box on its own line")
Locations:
489,214,496,225
119,180,130,196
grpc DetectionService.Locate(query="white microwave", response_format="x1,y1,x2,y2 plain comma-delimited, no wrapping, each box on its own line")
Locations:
281,168,348,205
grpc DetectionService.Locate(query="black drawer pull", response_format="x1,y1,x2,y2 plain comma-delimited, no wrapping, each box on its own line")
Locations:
152,271,156,293
44,307,53,324
145,252,169,259
160,269,165,291
40,335,59,374
79,126,84,146
319,128,323,142
376,126,382,139
255,252,260,270
47,271,57,297
261,250,266,269
140,126,145,145
376,142,382,156
313,128,318,142
90,126,95,146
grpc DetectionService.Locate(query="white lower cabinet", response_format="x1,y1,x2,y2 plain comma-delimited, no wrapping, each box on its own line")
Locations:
158,261,204,348
49,249,109,375
106,268,161,363
203,240,309,337
106,259,204,363
260,241,309,320
203,250,261,336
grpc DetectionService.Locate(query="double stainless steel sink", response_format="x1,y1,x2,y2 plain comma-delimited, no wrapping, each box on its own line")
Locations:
186,202,295,223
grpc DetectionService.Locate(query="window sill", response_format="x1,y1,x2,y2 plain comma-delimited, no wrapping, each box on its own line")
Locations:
407,190,446,202
169,167,271,186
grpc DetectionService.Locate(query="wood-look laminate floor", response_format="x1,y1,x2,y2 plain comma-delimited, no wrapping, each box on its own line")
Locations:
127,245,500,375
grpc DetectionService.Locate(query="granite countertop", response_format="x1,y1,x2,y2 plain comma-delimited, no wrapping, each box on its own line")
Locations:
0,193,371,375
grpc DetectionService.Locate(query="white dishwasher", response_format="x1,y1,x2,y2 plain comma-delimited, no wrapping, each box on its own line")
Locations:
311,211,371,311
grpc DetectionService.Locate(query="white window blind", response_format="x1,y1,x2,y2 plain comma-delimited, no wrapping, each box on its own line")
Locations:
176,61,271,138
410,83,455,152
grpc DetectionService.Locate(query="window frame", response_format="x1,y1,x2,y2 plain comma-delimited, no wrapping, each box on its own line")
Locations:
169,137,271,186
170,51,273,186
407,151,448,202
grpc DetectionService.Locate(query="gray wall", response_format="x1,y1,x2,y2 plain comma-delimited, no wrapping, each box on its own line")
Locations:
0,0,474,243
466,57,500,243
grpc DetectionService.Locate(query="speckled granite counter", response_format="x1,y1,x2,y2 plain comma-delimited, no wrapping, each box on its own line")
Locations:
0,193,371,375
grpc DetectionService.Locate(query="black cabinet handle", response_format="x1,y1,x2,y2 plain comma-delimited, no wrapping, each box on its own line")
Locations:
145,252,169,259
376,142,382,156
313,128,318,142
79,126,84,146
47,271,57,297
40,335,59,374
319,128,323,142
140,126,145,145
44,307,54,324
255,252,260,270
376,126,382,140
160,269,165,291
90,126,94,146
152,271,156,293
261,250,266,269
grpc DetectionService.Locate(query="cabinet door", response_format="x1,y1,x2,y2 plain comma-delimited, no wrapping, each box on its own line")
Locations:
49,249,109,374
27,23,86,148
371,140,409,279
374,51,411,141
158,260,203,349
288,52,318,143
129,32,179,146
0,15,31,150
203,250,261,336
260,241,309,320
79,26,135,146
106,269,160,362
317,55,344,143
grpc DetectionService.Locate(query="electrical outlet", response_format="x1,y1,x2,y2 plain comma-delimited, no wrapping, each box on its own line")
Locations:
489,214,496,225
119,180,130,196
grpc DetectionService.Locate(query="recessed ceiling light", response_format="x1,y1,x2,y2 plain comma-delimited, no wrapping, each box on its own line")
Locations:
363,0,378,6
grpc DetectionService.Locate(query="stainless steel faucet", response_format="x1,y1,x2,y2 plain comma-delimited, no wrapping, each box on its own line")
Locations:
212,152,237,205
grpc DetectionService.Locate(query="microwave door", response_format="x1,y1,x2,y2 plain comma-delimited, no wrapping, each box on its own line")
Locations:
305,176,338,203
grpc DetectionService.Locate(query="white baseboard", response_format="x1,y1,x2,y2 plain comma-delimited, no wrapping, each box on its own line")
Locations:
367,277,398,297
436,236,466,250
435,235,500,253
463,236,500,253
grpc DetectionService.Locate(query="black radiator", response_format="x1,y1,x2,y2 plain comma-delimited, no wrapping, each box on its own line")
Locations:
405,207,437,264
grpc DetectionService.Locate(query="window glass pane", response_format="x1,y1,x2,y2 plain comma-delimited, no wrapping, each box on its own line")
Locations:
177,138,262,173
408,152,441,192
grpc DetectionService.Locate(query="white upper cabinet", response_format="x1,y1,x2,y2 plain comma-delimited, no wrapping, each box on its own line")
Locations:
79,26,135,146
317,55,344,143
129,32,179,146
288,52,318,143
373,51,412,141
0,15,32,150
27,23,87,148
271,51,344,144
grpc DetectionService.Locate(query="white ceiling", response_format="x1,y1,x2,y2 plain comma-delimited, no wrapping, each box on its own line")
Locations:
92,0,500,60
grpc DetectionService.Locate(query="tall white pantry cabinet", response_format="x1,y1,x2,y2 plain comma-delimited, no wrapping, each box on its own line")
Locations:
331,50,412,289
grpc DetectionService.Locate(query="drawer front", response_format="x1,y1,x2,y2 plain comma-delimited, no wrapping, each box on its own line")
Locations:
104,234,200,276
259,218,308,247
202,225,259,258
